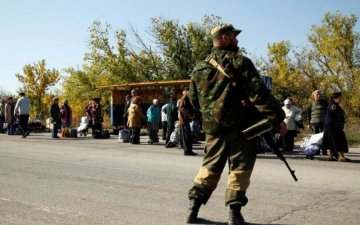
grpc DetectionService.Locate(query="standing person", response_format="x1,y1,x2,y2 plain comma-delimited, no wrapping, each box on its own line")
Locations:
161,102,169,141
322,92,351,162
5,97,15,135
178,87,196,156
146,99,161,143
307,90,328,134
163,96,178,147
282,98,302,152
14,92,31,138
0,99,5,133
60,99,72,129
130,89,138,101
85,100,94,130
50,97,61,138
92,97,103,134
127,96,146,144
186,24,286,224
123,95,131,128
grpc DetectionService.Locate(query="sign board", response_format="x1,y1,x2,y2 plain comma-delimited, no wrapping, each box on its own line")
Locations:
261,76,272,91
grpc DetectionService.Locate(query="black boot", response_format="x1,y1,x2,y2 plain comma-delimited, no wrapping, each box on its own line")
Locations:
186,199,202,223
228,204,245,225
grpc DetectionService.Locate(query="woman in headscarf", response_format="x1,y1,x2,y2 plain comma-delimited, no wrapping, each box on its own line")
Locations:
322,92,351,162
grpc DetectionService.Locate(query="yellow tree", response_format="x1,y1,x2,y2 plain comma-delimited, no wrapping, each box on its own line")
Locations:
15,59,61,119
264,41,309,107
305,12,360,118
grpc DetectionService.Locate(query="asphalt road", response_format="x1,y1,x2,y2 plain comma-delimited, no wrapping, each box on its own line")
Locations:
0,133,359,225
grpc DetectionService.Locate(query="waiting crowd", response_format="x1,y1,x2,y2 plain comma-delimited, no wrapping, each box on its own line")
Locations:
0,88,351,160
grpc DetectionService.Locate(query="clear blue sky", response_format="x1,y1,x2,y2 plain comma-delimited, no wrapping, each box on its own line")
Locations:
1,0,359,94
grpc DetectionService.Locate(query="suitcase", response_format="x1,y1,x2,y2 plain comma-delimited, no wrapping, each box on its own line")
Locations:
70,128,78,138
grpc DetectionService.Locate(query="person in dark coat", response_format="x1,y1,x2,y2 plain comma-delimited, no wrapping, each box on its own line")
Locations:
92,97,103,133
322,92,351,162
50,97,61,138
60,99,72,128
4,97,15,135
163,96,178,147
178,87,196,156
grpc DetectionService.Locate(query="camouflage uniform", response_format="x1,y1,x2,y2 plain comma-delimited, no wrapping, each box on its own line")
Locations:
188,46,285,207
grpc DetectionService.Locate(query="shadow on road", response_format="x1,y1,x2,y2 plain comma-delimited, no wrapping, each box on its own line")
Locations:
196,218,290,225
256,151,360,164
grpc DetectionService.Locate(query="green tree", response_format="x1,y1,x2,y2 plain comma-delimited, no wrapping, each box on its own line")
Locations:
149,15,220,79
15,59,61,119
62,15,223,123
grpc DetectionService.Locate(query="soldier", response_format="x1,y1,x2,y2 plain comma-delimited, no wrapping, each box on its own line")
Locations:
186,24,287,225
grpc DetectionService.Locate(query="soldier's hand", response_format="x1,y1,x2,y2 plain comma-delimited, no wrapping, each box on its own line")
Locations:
278,121,287,136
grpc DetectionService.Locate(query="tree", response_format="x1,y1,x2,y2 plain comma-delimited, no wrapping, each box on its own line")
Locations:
303,12,360,118
263,41,308,107
15,59,60,119
149,15,220,79
62,16,223,123
262,12,360,121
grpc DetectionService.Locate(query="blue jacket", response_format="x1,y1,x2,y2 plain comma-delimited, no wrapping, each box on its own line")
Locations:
147,105,161,124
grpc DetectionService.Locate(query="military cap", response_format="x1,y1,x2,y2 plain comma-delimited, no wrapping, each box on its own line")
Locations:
211,24,242,38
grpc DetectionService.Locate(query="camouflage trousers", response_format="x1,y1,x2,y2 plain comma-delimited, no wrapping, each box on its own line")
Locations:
188,128,258,206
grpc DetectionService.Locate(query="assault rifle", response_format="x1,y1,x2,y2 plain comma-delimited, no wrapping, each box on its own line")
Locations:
243,119,298,182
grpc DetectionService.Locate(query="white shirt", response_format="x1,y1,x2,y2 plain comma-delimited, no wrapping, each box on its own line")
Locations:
14,96,30,115
161,104,168,122
282,105,302,131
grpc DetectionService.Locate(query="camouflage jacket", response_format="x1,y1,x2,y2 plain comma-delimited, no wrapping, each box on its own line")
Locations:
189,47,285,135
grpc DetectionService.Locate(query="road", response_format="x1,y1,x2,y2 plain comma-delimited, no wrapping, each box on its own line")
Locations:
0,133,359,225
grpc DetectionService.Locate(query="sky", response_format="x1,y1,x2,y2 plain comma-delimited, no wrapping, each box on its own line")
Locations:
1,0,359,94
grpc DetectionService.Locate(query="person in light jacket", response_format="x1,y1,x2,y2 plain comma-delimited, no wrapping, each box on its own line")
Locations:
127,96,146,144
282,98,302,152
14,92,30,138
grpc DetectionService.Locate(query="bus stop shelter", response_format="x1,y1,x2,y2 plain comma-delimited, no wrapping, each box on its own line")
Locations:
97,80,191,127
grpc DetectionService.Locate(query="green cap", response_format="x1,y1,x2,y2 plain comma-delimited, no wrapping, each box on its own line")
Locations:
211,24,242,38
